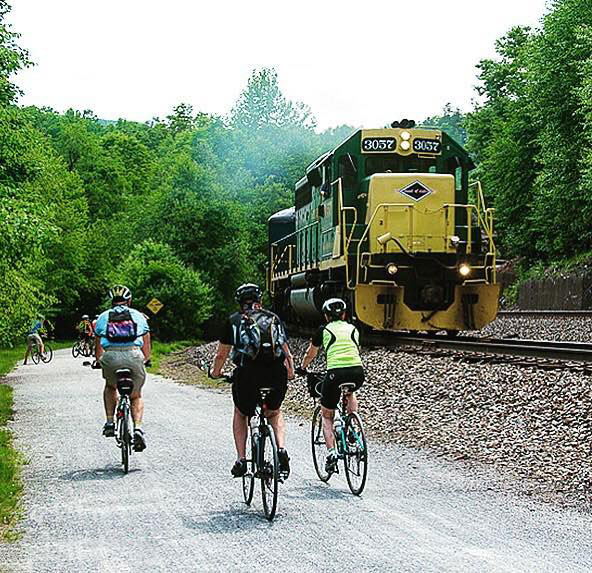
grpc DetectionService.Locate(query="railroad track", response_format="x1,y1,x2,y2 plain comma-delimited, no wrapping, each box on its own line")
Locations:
381,333,592,365
498,310,592,317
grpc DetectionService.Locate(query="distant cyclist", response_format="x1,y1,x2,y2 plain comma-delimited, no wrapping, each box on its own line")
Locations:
77,315,94,345
94,285,151,451
210,283,295,479
299,298,365,474
23,315,46,365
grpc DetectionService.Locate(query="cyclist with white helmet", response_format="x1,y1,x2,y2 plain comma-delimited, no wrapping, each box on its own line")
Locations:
299,298,365,474
94,285,151,451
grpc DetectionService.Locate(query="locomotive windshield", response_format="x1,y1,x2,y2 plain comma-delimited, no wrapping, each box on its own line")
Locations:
365,156,437,177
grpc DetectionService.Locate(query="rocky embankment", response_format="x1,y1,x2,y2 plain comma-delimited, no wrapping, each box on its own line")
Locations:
163,316,592,511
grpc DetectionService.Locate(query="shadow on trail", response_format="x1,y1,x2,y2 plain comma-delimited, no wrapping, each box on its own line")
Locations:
181,506,280,533
285,479,354,501
60,465,141,481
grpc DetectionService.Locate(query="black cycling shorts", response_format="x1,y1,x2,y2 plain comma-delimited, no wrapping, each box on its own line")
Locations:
231,359,288,417
321,366,365,409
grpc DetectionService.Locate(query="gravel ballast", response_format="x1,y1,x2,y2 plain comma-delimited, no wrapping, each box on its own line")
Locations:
181,321,592,512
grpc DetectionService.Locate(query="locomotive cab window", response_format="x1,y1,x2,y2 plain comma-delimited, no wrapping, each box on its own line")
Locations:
295,182,312,209
365,156,437,176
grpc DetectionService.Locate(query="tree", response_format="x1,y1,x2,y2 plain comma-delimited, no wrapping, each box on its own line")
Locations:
230,68,315,131
422,104,467,146
0,0,31,106
110,241,213,340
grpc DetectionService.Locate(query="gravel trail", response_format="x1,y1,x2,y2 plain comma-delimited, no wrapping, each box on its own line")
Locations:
2,350,592,572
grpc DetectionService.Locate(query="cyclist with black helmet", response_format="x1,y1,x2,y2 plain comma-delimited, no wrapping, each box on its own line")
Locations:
210,283,295,479
299,298,365,474
94,285,151,451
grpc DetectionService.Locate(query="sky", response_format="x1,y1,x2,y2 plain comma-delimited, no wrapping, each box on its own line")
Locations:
8,0,549,131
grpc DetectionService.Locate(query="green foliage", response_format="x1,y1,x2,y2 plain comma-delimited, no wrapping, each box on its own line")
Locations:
466,0,592,263
110,241,213,340
421,104,467,146
0,0,30,106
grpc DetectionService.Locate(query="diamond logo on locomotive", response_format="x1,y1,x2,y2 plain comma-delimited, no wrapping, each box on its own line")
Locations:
398,180,433,202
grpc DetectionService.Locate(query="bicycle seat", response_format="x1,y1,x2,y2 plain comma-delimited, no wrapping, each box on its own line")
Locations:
339,383,357,392
115,368,132,379
115,369,134,395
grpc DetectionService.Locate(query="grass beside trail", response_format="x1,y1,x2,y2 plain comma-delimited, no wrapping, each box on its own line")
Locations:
0,385,21,541
0,345,24,541
0,340,72,541
149,340,201,374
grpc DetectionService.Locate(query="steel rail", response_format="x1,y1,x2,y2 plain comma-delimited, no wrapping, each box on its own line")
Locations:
289,325,592,363
498,310,592,317
374,333,592,363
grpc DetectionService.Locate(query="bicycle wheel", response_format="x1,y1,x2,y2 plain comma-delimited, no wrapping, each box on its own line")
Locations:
40,344,53,363
344,412,368,496
260,425,279,521
72,343,80,358
31,347,40,365
119,406,131,474
311,405,331,482
242,430,255,505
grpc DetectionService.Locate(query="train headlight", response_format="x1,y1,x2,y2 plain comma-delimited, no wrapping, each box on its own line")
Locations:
401,131,411,141
386,263,398,276
400,140,411,151
459,264,471,277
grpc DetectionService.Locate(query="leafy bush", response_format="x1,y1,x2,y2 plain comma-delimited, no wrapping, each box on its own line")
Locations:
109,240,213,340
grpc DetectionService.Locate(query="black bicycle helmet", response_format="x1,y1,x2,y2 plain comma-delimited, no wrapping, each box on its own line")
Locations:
109,284,132,304
322,298,347,320
235,283,262,305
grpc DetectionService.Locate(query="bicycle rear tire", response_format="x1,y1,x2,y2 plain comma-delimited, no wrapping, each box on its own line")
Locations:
311,405,331,482
344,412,368,496
119,407,132,474
242,431,255,505
31,348,40,365
82,341,93,358
40,345,53,363
260,426,279,521
72,343,80,358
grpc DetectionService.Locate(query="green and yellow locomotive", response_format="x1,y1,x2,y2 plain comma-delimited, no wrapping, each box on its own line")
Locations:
268,121,499,335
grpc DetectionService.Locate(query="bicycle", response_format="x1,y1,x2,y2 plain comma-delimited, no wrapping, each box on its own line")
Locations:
199,361,282,521
113,368,135,474
30,336,53,364
89,362,135,473
72,337,94,359
305,370,368,496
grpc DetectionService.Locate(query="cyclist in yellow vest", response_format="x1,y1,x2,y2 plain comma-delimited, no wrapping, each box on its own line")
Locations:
299,298,365,473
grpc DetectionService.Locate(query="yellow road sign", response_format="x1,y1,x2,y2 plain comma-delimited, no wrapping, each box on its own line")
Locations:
147,298,164,314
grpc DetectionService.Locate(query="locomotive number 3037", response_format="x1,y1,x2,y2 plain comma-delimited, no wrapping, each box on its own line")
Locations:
362,137,396,152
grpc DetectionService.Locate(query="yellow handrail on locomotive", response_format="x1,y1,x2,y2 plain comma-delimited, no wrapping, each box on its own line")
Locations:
334,177,358,290
470,180,497,282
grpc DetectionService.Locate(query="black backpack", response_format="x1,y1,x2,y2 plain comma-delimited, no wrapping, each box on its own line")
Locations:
233,309,284,365
106,309,138,343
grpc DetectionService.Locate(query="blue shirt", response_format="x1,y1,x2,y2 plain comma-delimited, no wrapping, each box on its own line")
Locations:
30,320,42,334
95,305,149,348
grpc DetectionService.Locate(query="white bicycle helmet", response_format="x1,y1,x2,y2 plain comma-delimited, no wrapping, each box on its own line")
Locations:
322,298,347,320
109,285,132,304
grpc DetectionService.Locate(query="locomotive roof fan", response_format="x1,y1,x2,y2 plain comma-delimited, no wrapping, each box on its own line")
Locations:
391,119,416,129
